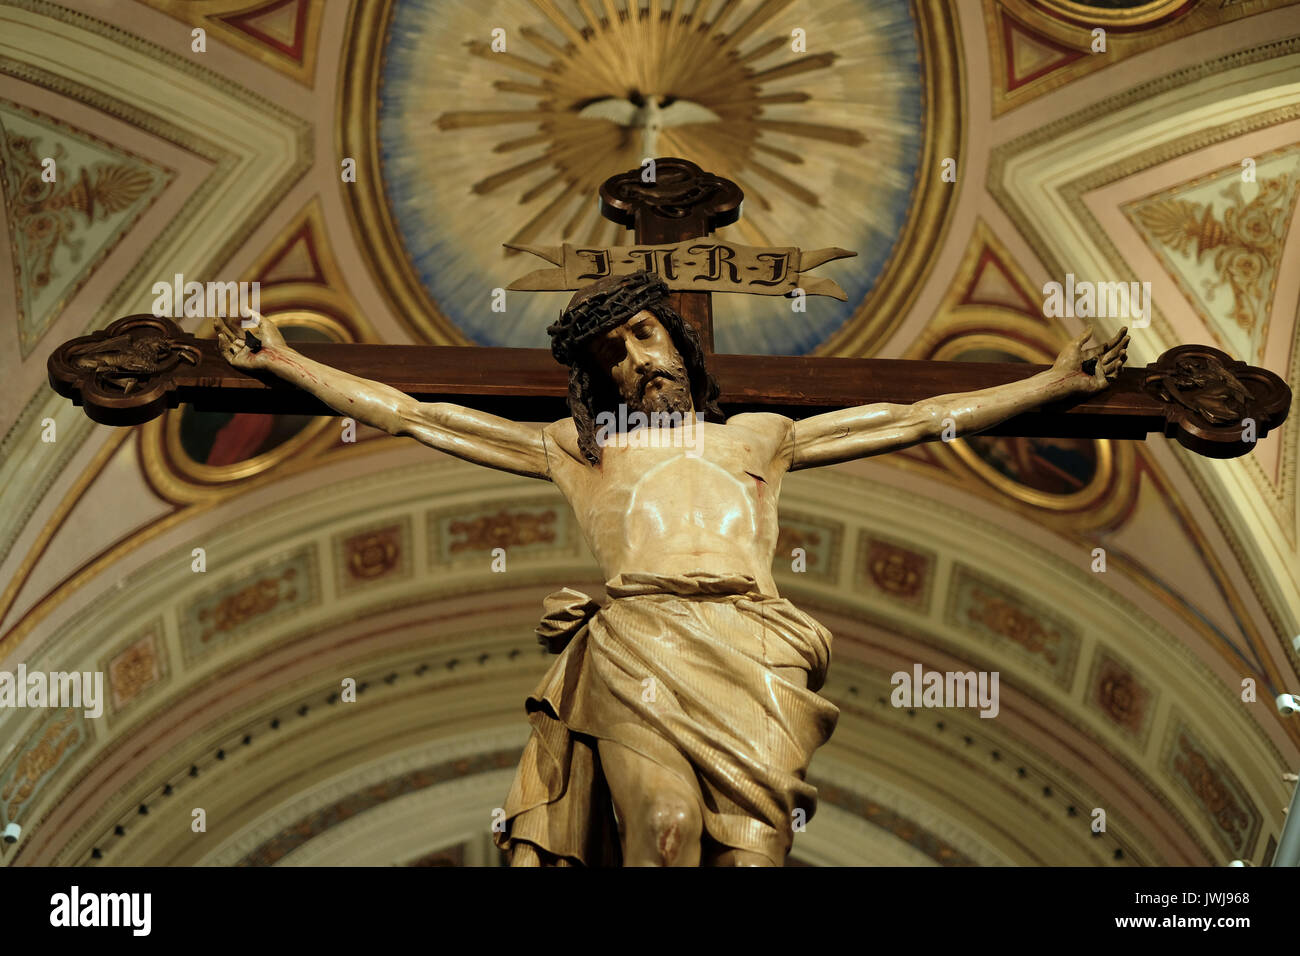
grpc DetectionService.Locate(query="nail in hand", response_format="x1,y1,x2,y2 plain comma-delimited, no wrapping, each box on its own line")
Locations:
240,315,261,351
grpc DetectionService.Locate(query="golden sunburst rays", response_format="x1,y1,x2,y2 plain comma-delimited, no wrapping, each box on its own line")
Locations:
435,0,866,250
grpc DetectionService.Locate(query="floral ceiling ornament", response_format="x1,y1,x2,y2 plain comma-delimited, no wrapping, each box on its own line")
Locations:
1133,173,1292,335
4,131,154,294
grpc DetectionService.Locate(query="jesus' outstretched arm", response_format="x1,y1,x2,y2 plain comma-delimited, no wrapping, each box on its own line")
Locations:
789,327,1129,470
213,313,550,480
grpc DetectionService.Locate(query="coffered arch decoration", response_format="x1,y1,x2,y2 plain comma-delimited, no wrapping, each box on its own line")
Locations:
0,460,1289,867
339,0,962,356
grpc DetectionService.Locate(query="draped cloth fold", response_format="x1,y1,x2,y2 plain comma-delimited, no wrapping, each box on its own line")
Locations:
495,570,840,866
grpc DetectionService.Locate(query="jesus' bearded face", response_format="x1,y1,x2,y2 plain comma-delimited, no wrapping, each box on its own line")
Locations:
588,310,694,417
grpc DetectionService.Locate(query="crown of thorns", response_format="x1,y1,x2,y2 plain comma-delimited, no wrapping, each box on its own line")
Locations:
546,270,671,365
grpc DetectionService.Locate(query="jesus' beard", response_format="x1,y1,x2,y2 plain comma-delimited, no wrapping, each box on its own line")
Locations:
629,367,692,417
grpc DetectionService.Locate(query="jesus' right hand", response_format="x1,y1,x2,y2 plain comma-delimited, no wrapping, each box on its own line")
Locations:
214,311,286,371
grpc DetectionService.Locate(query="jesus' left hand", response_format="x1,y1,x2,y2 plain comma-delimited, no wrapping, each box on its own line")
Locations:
1052,327,1129,396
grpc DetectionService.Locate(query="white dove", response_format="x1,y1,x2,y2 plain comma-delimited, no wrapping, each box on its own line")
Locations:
577,93,721,158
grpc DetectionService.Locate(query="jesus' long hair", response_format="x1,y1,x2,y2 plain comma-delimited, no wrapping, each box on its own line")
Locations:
564,302,724,465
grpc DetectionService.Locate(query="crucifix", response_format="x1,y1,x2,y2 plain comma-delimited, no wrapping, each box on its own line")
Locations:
48,158,1291,867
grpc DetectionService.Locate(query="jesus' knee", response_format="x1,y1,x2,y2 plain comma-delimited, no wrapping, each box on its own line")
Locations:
629,793,702,866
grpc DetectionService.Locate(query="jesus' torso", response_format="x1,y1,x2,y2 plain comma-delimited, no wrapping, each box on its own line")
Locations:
543,412,794,596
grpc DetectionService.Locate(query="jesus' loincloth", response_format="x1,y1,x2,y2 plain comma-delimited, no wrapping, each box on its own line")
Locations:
494,570,840,866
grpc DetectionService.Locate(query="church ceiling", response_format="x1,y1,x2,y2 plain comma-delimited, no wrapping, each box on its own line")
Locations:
340,0,959,355
1,456,1284,865
0,0,1298,868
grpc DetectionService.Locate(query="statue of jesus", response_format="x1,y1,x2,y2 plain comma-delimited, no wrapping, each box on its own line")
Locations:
214,270,1127,867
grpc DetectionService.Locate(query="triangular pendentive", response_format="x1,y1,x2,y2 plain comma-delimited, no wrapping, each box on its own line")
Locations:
0,101,172,357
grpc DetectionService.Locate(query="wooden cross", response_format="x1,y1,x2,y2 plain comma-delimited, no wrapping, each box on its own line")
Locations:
49,158,1290,459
